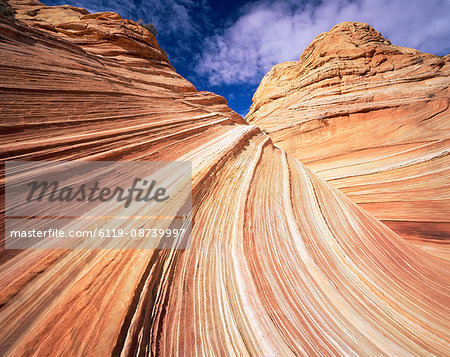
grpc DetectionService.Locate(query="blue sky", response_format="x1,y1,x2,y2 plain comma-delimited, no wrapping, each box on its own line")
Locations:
44,0,450,117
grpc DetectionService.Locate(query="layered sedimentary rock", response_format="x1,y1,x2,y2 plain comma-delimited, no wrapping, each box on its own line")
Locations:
247,22,450,253
1,4,449,356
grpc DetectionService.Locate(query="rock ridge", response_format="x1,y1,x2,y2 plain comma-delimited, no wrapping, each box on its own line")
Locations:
247,21,450,252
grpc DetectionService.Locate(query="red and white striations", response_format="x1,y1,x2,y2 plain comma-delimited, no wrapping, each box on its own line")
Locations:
0,3,449,356
247,22,450,255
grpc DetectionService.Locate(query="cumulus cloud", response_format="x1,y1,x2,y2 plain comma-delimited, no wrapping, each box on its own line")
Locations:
195,0,450,86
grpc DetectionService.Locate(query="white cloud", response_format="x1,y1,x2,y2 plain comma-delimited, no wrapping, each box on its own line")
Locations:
195,0,450,86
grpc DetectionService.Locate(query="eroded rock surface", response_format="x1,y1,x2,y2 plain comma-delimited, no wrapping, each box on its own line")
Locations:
1,5,449,357
247,22,450,254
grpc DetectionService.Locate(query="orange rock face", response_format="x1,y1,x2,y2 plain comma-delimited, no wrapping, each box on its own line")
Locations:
247,22,450,254
0,5,449,357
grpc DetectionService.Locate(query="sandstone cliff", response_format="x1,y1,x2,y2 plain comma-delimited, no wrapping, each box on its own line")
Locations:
0,3,449,356
247,22,450,254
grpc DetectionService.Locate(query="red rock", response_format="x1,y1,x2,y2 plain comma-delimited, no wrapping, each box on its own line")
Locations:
247,22,450,254
0,7,449,357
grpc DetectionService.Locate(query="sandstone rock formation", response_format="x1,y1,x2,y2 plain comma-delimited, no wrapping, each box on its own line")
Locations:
247,22,450,254
1,3,449,356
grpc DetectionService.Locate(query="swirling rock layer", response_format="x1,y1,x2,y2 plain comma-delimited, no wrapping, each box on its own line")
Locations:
1,5,449,357
247,22,450,254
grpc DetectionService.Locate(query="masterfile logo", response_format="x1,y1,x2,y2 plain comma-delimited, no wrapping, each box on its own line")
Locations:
26,178,170,208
